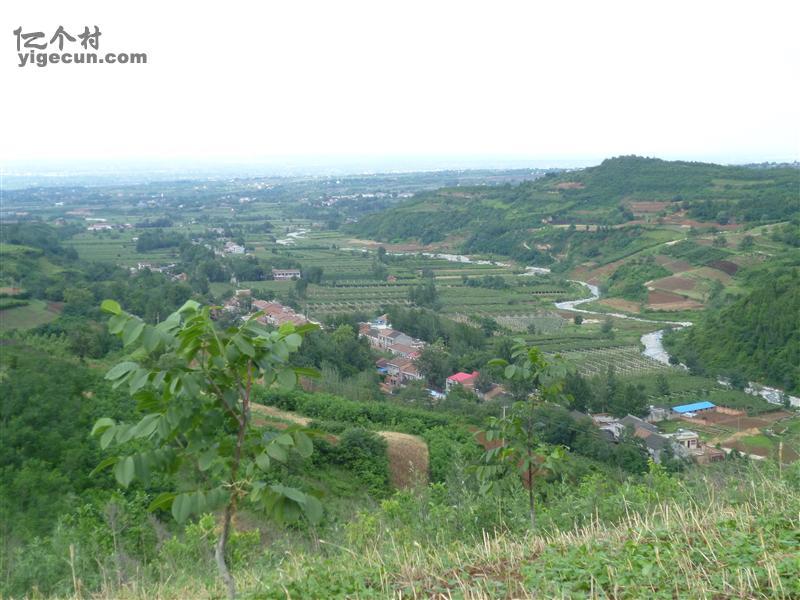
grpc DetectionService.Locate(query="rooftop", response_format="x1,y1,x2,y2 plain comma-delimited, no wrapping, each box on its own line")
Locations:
672,401,716,414
447,371,479,383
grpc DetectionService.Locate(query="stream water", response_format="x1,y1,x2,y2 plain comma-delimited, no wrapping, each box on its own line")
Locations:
336,245,798,406
551,279,798,407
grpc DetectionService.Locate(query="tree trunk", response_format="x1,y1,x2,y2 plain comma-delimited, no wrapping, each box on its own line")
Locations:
528,457,535,530
215,371,250,600
215,502,236,600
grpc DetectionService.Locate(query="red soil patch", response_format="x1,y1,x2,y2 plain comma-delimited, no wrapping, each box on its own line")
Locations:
646,290,702,311
0,287,25,295
597,298,641,313
654,255,694,274
650,276,696,292
724,441,770,458
699,411,783,430
709,260,739,275
46,302,64,313
571,258,627,286
554,182,585,190
628,201,670,214
691,267,731,283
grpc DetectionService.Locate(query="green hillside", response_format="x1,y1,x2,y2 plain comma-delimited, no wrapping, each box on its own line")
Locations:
666,261,800,394
348,156,800,262
1,168,799,600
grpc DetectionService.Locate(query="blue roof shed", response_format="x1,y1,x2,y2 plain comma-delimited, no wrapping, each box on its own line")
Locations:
672,401,715,414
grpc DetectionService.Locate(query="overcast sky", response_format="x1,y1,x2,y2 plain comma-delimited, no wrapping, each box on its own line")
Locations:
2,0,799,169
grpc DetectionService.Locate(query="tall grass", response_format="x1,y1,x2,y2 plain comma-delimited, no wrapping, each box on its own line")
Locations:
32,462,799,600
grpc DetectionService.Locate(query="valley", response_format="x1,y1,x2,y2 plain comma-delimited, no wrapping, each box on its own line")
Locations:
1,156,799,599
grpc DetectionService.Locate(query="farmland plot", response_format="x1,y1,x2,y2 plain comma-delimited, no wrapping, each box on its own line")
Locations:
557,345,671,377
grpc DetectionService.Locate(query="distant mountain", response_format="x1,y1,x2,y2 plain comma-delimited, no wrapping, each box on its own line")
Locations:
347,156,800,255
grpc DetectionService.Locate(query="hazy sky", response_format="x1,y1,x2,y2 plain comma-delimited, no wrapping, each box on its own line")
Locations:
2,0,799,168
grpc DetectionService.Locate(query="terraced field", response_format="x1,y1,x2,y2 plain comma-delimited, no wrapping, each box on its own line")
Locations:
557,345,671,377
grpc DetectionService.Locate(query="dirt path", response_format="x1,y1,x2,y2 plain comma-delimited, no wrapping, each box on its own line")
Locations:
251,403,310,425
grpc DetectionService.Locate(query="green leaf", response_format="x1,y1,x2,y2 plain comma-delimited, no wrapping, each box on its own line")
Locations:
89,456,118,477
105,361,138,381
133,413,160,438
108,313,127,335
115,424,136,444
101,299,121,315
293,431,313,458
128,369,150,394
303,495,323,523
114,455,136,487
232,334,255,357
122,319,145,347
294,323,319,335
275,433,294,446
172,492,192,523
293,366,320,379
198,448,217,471
284,333,302,350
91,417,116,437
265,443,288,462
177,300,201,314
255,452,271,471
271,483,306,503
276,368,296,390
100,426,117,450
142,327,160,352
148,492,176,512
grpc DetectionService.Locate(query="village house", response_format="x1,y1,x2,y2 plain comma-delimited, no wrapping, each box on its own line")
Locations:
446,371,479,394
387,343,420,359
224,241,245,254
87,223,114,231
620,414,723,464
252,299,311,327
360,326,416,351
272,268,302,280
384,356,423,385
671,401,716,417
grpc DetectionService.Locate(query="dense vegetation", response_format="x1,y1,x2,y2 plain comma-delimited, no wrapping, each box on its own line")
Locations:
666,265,800,393
1,161,799,599
606,257,671,300
349,156,800,265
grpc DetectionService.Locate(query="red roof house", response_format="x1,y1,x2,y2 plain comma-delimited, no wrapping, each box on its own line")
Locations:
445,371,479,393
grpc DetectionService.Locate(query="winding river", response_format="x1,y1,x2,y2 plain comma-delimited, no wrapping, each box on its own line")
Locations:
338,246,798,406
551,278,799,407
553,280,691,364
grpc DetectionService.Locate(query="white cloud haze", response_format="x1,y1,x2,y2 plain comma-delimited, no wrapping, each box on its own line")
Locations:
2,0,799,167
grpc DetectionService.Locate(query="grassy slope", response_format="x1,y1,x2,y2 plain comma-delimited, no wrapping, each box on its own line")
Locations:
62,465,800,599
0,299,61,331
348,157,799,247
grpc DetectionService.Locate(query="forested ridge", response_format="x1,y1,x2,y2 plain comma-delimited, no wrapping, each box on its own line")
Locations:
349,156,800,260
666,264,800,394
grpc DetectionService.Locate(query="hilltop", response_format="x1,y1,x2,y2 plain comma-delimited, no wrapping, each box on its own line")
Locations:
348,155,799,257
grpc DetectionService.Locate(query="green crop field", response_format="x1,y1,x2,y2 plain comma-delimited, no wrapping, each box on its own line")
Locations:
557,345,671,377
0,299,61,331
